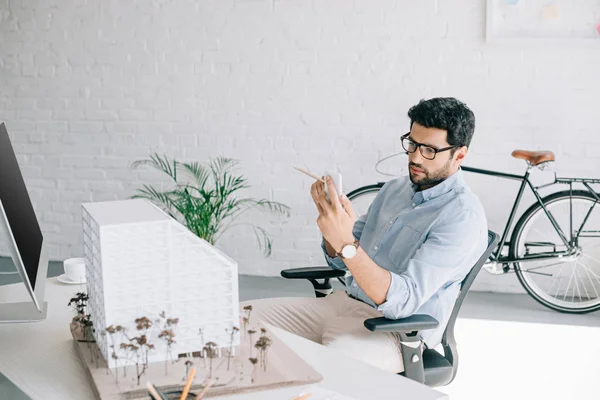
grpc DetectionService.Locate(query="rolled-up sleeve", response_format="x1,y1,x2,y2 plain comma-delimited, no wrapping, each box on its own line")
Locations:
321,237,347,270
377,208,486,319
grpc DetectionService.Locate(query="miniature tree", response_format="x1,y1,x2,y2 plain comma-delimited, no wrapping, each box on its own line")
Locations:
248,357,258,383
119,342,135,378
254,329,272,372
126,342,141,384
203,341,218,378
67,291,88,338
130,316,156,385
67,291,99,365
225,326,239,371
131,336,155,386
68,292,94,343
116,326,135,378
247,329,256,357
86,318,98,366
198,328,206,368
184,360,194,381
80,317,95,361
157,311,179,375
243,305,253,326
104,325,120,383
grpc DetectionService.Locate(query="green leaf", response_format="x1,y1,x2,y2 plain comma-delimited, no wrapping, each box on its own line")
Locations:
131,153,178,183
130,154,289,257
180,162,210,190
132,185,175,215
252,226,273,257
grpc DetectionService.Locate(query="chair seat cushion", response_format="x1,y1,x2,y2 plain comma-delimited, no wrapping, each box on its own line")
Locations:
423,349,453,387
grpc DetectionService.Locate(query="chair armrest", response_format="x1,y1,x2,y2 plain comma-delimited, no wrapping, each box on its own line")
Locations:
363,314,439,332
280,267,346,280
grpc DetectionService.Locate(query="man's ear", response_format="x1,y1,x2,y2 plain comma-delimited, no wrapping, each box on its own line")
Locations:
455,146,467,162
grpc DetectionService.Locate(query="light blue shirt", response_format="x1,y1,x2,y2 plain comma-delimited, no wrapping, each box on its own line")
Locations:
321,169,488,348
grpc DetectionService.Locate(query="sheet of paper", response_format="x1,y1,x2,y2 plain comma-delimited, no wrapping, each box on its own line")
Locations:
291,385,358,400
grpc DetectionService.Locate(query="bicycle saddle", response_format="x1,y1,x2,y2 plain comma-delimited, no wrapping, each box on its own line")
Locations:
511,150,555,166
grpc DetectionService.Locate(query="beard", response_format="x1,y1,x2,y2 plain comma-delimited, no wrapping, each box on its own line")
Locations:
408,159,453,189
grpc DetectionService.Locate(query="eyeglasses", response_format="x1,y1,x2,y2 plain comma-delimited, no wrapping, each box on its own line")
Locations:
401,133,460,160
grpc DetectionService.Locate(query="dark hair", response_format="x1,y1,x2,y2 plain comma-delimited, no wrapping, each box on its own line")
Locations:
407,97,475,148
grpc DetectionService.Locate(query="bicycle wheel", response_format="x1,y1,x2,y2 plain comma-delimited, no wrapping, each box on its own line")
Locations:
346,183,385,216
510,190,600,313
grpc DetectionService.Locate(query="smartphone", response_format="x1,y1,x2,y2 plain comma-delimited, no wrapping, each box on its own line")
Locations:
323,170,343,202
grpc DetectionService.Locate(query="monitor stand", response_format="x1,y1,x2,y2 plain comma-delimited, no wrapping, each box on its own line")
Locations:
0,201,49,323
0,301,48,322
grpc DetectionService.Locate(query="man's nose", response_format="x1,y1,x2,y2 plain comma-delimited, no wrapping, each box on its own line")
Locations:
409,148,425,164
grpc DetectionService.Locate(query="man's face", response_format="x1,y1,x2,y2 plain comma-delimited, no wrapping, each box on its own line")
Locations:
405,122,466,190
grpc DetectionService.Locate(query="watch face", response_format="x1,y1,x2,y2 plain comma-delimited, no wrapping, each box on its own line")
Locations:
342,244,357,259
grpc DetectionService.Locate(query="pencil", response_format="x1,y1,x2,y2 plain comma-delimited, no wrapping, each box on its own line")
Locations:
146,381,162,400
193,379,214,400
294,166,326,183
180,367,196,400
155,386,169,400
293,394,312,400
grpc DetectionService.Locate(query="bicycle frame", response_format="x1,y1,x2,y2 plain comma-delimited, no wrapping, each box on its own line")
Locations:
461,165,600,266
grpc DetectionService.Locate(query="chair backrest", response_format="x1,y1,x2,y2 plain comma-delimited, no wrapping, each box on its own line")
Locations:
440,230,499,382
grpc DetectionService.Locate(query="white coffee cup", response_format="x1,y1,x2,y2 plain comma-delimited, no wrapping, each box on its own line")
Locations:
63,258,86,283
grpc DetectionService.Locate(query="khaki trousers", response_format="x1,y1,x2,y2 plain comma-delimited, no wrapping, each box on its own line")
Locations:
240,290,404,373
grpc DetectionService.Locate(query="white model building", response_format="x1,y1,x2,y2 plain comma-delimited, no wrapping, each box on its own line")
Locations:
81,198,240,367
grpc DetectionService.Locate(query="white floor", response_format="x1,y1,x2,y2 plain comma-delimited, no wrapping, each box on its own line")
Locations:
438,318,600,400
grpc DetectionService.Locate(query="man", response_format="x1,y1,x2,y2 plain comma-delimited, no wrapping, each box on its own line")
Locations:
242,97,488,373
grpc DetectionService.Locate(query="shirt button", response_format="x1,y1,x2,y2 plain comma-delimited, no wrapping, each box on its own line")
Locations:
389,221,393,225
412,203,416,207
374,245,378,250
352,282,357,287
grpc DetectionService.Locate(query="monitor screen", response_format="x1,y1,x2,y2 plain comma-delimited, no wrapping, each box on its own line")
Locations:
0,123,43,290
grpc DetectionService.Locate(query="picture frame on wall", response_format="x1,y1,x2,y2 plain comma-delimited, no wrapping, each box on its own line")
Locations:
485,0,600,44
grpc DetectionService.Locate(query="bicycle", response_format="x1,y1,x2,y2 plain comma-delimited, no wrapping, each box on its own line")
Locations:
346,149,600,314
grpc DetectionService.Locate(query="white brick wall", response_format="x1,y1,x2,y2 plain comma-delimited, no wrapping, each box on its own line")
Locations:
2,0,600,293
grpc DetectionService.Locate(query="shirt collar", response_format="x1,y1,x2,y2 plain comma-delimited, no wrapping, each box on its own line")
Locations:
411,168,464,204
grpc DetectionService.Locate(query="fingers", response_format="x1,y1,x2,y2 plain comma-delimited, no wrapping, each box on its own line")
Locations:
325,176,341,211
310,181,321,212
310,179,327,214
340,194,358,221
310,179,324,203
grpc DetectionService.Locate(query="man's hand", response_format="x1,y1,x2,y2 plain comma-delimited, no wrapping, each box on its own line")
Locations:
310,176,358,253
311,176,391,306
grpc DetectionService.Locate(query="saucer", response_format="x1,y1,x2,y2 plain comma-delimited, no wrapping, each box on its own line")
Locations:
57,274,86,285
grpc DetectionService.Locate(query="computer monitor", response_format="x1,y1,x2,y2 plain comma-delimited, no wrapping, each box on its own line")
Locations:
0,122,48,322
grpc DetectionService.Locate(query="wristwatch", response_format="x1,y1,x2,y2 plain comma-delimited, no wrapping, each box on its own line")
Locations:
337,239,359,260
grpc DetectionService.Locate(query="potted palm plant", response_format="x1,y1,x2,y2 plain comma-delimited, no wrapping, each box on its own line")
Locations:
131,154,290,257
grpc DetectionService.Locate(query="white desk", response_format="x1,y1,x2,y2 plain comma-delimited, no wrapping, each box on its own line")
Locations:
0,279,448,400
